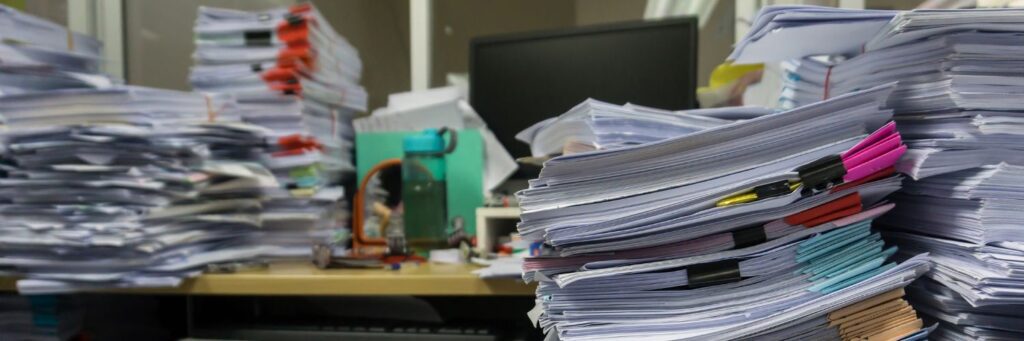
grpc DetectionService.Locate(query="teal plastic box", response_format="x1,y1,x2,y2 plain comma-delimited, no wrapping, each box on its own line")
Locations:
356,130,484,234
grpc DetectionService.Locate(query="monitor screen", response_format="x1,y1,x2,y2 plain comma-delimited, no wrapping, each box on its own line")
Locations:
470,17,698,166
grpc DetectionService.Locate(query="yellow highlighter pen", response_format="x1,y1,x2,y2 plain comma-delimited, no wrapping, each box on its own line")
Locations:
716,181,801,207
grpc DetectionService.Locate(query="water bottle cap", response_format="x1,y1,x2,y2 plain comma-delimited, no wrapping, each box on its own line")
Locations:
403,129,445,154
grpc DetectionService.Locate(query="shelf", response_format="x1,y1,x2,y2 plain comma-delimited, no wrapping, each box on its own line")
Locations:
0,262,535,296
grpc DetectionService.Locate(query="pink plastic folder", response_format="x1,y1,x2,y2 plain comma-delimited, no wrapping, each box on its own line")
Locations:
841,122,906,182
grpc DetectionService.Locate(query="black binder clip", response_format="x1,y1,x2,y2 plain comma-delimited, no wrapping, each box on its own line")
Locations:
286,13,305,26
731,226,767,249
753,180,792,199
243,30,273,47
796,154,846,194
687,259,742,289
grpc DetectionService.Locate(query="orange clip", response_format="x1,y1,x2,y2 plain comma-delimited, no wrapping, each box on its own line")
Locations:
277,16,310,47
784,193,862,228
277,46,315,69
277,134,321,149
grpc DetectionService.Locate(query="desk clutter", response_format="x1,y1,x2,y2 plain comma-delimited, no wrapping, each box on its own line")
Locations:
515,5,1024,341
0,2,1024,341
0,4,363,293
733,6,1024,340
517,85,932,340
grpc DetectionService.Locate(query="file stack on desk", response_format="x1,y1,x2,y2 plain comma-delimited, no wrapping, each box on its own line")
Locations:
191,4,367,255
515,99,769,157
191,4,366,175
0,88,286,294
517,85,934,340
0,1,296,294
881,163,1024,340
732,6,1024,340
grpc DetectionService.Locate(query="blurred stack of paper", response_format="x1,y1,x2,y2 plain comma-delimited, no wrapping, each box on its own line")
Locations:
0,4,112,94
905,278,1024,340
778,31,1024,113
880,164,1024,339
517,85,935,340
191,4,367,255
0,86,292,290
514,99,770,157
728,6,896,65
192,4,365,183
732,6,1024,340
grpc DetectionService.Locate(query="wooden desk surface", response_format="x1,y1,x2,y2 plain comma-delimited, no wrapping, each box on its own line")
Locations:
0,262,535,296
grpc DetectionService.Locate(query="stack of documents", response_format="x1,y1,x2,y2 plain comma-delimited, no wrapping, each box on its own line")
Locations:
0,112,283,293
778,31,1024,112
191,4,368,255
517,85,935,340
880,164,1024,339
0,7,289,291
514,99,769,157
191,4,366,183
728,6,896,65
905,278,1024,340
732,6,1024,340
0,1,345,294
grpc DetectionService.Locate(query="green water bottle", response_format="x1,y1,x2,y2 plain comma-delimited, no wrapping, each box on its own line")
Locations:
402,128,457,252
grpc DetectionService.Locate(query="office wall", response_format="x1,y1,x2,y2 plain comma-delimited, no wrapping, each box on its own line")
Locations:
430,0,577,87
21,0,67,26
574,0,645,26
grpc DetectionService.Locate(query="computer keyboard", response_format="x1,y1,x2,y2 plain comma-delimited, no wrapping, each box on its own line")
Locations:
194,324,497,341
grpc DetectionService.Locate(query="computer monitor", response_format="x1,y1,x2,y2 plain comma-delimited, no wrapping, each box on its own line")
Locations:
470,17,698,169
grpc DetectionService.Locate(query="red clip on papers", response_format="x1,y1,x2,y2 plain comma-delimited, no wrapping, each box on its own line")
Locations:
272,134,323,157
261,67,302,94
784,193,863,228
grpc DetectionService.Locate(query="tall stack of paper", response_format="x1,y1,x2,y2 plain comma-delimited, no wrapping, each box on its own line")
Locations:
881,163,1024,340
191,4,367,255
732,6,1024,340
518,85,934,340
191,4,366,175
0,7,288,293
0,90,285,294
514,99,769,157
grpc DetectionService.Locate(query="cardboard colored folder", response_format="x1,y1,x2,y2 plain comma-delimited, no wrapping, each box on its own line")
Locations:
828,288,925,341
